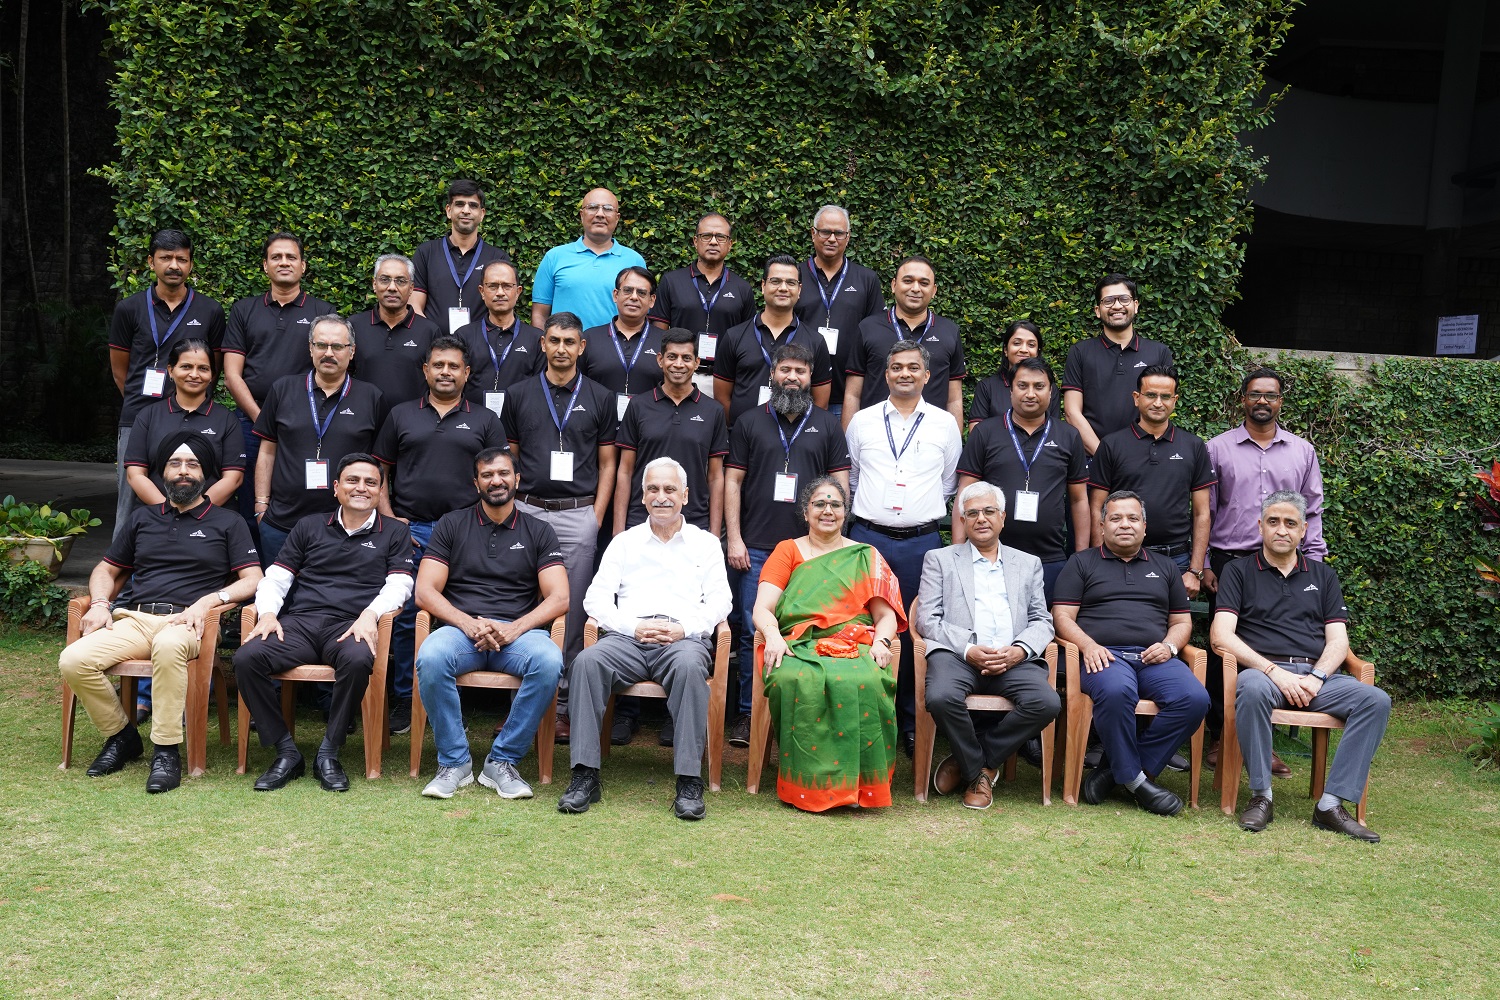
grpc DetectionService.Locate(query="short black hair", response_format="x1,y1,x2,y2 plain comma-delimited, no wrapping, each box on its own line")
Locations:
660,327,697,352
425,333,471,366
149,229,192,257
614,265,656,293
894,255,936,278
1011,356,1055,386
544,311,584,337
1136,364,1179,392
446,178,484,207
473,445,514,476
336,452,384,483
1239,366,1285,395
167,338,214,368
1095,273,1137,302
262,231,303,259
771,343,814,369
763,253,799,279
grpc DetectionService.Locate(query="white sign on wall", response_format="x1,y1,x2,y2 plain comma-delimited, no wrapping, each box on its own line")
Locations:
1436,314,1479,356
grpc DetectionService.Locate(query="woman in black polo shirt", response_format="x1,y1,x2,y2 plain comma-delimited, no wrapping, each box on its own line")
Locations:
124,338,245,508
968,320,1060,429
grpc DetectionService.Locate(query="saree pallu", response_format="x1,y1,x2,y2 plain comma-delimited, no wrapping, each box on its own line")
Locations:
762,544,907,811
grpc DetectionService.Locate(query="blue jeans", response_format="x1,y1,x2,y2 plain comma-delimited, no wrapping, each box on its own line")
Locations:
848,522,943,737
235,409,263,547
729,546,773,717
389,520,435,701
416,624,563,768
257,519,291,568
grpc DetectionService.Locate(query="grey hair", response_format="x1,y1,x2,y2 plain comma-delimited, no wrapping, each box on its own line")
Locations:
957,481,1005,513
887,338,931,370
1100,489,1146,521
641,456,688,490
308,313,352,344
1261,490,1308,519
812,204,850,230
796,475,849,525
373,253,415,282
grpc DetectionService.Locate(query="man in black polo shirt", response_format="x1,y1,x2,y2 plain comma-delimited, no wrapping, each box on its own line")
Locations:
795,205,885,419
409,179,512,335
414,447,569,800
724,342,849,744
60,432,262,793
842,256,966,429
252,314,386,566
715,255,832,427
579,265,667,420
234,453,414,792
373,334,506,733
1089,365,1215,598
107,228,227,536
649,213,755,394
350,253,442,407
1210,491,1389,841
1062,274,1175,456
458,259,543,415
501,312,618,737
1052,490,1208,816
953,358,1089,604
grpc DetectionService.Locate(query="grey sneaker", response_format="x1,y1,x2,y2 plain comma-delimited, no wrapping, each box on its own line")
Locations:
479,758,533,800
421,761,473,799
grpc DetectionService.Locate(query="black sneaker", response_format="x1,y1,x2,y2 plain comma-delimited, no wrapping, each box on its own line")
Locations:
86,725,144,777
388,697,412,736
557,766,602,813
610,714,639,746
145,747,182,794
673,775,706,820
727,715,751,748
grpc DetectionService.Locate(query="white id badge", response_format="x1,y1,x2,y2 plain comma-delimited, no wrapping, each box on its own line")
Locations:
773,473,798,503
697,334,717,360
616,393,631,420
692,372,716,397
447,307,470,335
550,450,575,482
818,326,839,353
883,481,907,511
757,384,772,406
1014,490,1040,522
305,460,330,489
484,391,505,417
142,367,168,397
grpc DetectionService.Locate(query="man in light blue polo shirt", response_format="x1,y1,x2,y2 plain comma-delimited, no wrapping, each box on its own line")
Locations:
531,188,648,331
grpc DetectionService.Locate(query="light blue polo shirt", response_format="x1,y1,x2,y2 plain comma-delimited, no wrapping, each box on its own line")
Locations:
532,237,647,330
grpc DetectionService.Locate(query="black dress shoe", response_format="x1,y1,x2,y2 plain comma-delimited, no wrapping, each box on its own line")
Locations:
314,756,349,792
658,726,674,748
901,731,916,759
253,753,305,792
1313,802,1380,842
1131,777,1184,816
1164,752,1190,772
1081,766,1117,805
610,715,639,746
145,748,182,794
1018,737,1044,769
86,726,144,777
1239,794,1274,832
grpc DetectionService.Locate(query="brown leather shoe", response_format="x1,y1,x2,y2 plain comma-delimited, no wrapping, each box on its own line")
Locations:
554,714,571,745
1312,802,1379,842
1205,738,1220,771
962,771,994,810
1238,794,1273,832
1271,752,1292,778
932,755,962,797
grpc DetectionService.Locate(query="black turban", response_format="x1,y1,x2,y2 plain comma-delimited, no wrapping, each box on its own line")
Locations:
152,429,221,482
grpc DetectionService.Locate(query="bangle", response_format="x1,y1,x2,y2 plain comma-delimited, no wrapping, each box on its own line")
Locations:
878,637,893,649
89,599,110,607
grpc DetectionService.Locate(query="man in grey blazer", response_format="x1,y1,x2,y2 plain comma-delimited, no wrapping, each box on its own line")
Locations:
917,481,1059,809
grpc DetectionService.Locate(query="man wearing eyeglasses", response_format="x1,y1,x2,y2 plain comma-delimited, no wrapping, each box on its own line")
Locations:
794,205,886,419
1062,274,1175,456
457,260,544,416
531,188,648,331
579,266,668,413
649,214,755,394
409,179,513,335
351,254,442,407
715,255,833,427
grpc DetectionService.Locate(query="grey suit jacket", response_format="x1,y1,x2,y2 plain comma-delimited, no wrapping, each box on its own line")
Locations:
916,542,1054,661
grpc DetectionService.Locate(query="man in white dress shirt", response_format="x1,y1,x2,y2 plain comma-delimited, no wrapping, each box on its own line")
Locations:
558,457,733,820
846,339,963,754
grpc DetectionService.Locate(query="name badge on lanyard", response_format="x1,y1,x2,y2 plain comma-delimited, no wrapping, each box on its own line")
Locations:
697,334,717,360
550,450,575,482
774,406,813,503
1004,411,1051,524
485,391,505,417
883,408,925,512
144,286,195,395
305,372,352,486
616,393,631,420
809,257,849,356
753,318,799,410
541,370,584,485
305,460,330,489
447,308,470,335
610,321,649,395
445,238,485,315
142,367,169,398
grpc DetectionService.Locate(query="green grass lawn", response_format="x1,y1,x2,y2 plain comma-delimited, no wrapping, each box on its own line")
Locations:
2,626,1498,999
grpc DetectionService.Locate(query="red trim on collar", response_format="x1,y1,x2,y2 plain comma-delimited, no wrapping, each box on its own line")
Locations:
261,290,309,308
1130,421,1176,442
1099,543,1150,562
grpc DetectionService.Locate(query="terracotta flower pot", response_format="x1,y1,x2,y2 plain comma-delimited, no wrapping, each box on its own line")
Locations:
2,536,75,580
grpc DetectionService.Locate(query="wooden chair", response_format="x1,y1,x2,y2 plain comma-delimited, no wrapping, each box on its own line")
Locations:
745,630,902,795
1212,648,1375,823
582,618,733,792
60,594,233,778
1060,638,1208,808
911,600,1058,804
235,607,396,780
408,610,565,783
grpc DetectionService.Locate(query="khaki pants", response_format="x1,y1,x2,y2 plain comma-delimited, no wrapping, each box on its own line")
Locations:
58,610,201,745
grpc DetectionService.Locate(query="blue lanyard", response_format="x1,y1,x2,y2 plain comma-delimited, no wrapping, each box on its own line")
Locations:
775,405,814,473
609,320,649,379
306,372,352,460
1005,410,1051,490
146,287,195,361
889,306,933,340
443,238,485,306
540,370,585,444
482,317,520,389
691,270,724,322
751,317,800,370
884,407,925,463
807,258,849,319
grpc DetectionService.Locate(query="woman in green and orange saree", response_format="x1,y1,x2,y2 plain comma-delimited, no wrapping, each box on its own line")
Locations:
752,476,906,812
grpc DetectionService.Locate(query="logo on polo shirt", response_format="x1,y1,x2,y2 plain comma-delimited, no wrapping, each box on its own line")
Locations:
1044,441,1059,448
925,335,939,342
1144,571,1160,578
340,407,355,415
457,423,471,430
201,428,216,435
297,318,311,325
510,542,525,550
403,340,418,347
187,319,202,326
361,540,377,549
805,426,819,433
189,529,206,538
844,285,857,292
1304,584,1319,591
1133,360,1147,368
724,292,737,299
690,414,704,422
1169,453,1183,460
248,547,258,554
516,345,528,352
646,349,658,355
572,405,587,412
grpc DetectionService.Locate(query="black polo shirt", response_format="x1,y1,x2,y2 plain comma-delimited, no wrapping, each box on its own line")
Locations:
794,258,885,405
1216,553,1349,660
649,262,755,344
104,501,259,607
124,396,246,496
726,404,850,550
350,307,442,407
411,236,512,326
846,310,967,411
956,414,1086,563
252,374,387,531
223,291,336,403
107,286,227,427
500,370,618,498
373,396,507,522
456,315,544,410
615,386,729,530
1089,422,1216,548
424,503,565,623
713,315,833,427
1052,545,1189,648
579,321,668,403
969,371,1062,423
1061,332,1175,442
274,510,414,618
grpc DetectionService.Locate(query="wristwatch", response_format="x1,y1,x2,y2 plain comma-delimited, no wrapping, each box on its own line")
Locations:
878,637,893,649
1310,668,1328,682
216,590,232,604
1189,568,1204,579
1165,641,1179,658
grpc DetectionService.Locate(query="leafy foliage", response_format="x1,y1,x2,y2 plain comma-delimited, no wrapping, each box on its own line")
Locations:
1467,702,1500,770
0,496,102,540
0,558,70,630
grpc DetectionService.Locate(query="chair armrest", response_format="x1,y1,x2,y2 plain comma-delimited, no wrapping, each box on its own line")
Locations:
1182,644,1207,684
1043,641,1058,690
584,617,598,648
240,604,258,638
66,595,89,645
549,615,566,649
710,620,731,681
1221,649,1240,711
415,610,431,649
1344,650,1375,685
1055,638,1081,699
376,609,397,637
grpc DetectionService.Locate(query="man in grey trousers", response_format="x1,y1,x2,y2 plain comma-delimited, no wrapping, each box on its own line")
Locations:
916,480,1058,810
1210,490,1390,842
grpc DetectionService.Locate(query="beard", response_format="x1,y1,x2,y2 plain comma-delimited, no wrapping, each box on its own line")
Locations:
770,383,812,417
165,477,207,506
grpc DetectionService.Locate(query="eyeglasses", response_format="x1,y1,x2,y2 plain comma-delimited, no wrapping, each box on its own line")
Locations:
483,281,519,292
312,341,351,353
961,507,1002,519
1244,391,1283,402
695,233,729,243
765,277,801,288
1099,294,1134,306
808,500,845,511
374,276,411,287
1138,391,1177,402
617,287,652,299
583,203,618,215
813,227,850,239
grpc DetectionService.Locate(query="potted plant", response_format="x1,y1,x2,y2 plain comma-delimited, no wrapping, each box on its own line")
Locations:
0,495,102,580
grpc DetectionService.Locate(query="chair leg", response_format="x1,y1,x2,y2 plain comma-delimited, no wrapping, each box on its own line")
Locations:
361,687,381,780
236,693,251,775
746,684,770,795
706,676,726,794
534,691,557,785
912,705,936,803
1310,729,1329,802
1039,721,1055,806
214,669,232,747
1003,754,1018,783
1064,694,1092,805
61,682,77,769
600,694,615,761
409,677,427,779
185,661,211,778
1356,778,1369,825
1188,722,1204,810
1219,716,1241,817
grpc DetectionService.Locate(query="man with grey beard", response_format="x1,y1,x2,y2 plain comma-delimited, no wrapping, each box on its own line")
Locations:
722,342,849,744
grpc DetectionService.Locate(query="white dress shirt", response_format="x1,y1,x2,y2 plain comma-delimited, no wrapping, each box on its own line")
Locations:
967,547,1015,653
254,509,414,619
847,398,961,526
584,517,733,638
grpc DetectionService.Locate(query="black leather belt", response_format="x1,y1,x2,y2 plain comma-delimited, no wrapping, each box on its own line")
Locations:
851,516,942,540
1146,541,1190,557
129,602,186,615
1210,546,1258,560
518,493,595,511
1266,655,1317,665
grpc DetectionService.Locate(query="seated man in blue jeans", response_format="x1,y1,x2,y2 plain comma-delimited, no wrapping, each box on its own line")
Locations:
413,446,569,801
1051,489,1208,816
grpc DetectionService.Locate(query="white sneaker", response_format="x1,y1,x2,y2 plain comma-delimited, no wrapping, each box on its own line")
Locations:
421,761,473,799
479,758,533,800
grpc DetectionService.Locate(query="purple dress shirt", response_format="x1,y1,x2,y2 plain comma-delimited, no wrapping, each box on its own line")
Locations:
1205,423,1326,559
